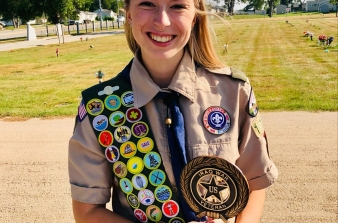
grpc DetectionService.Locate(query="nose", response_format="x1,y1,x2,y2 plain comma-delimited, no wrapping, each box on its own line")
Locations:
153,9,171,30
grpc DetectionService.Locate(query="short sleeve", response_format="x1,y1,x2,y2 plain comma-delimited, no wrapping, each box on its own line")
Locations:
68,116,113,204
235,84,278,191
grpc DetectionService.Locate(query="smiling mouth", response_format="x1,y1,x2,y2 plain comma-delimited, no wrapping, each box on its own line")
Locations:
149,33,174,43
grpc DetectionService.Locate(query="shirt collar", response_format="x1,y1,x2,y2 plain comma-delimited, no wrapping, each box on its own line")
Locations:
130,50,196,108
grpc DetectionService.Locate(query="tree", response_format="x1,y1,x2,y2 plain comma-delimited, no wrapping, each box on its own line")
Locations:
266,0,280,17
0,0,43,28
330,0,337,17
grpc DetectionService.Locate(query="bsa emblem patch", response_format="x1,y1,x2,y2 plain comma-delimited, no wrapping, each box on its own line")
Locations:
92,115,108,131
180,156,249,222
86,99,104,116
105,145,119,163
248,88,259,117
203,106,231,135
126,107,142,123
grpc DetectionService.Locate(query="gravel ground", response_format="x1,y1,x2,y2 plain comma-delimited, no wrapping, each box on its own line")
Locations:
0,112,337,223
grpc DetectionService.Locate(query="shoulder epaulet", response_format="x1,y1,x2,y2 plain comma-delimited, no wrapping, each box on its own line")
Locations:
230,68,248,82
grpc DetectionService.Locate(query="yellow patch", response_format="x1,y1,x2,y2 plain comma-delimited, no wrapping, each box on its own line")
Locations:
251,113,264,137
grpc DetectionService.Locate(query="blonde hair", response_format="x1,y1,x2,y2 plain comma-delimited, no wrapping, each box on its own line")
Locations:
124,0,224,69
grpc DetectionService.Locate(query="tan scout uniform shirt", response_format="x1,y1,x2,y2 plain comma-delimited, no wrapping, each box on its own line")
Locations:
68,50,278,222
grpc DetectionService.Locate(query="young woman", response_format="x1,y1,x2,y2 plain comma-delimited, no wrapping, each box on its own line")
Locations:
68,0,278,223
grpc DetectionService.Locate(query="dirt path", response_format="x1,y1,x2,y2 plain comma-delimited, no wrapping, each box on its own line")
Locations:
0,112,337,223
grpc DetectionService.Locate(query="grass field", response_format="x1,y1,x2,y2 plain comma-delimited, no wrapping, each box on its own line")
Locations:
0,13,337,118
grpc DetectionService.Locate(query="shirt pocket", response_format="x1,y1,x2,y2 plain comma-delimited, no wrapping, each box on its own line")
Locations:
188,141,239,165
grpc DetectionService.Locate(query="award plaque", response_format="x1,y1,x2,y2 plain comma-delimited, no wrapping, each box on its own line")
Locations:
180,156,249,222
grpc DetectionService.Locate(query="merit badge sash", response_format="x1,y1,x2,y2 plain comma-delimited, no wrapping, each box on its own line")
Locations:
180,156,249,223
81,65,186,223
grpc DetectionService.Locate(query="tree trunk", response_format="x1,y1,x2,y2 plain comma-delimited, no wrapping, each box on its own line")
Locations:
269,0,274,17
228,0,235,15
12,18,19,28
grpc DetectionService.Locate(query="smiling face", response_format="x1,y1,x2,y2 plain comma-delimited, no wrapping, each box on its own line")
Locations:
126,0,196,63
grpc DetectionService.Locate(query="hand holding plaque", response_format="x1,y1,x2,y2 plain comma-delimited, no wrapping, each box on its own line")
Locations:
180,156,249,223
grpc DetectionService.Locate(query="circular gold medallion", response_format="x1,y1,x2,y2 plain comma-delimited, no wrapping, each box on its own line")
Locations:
180,156,249,221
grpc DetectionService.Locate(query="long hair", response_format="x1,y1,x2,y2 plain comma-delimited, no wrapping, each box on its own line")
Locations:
123,0,224,69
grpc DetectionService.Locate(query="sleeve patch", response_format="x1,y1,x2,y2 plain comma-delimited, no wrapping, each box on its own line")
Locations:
77,99,87,122
248,88,259,117
251,113,264,138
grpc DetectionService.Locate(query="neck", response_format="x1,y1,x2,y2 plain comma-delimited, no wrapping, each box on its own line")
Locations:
140,51,184,88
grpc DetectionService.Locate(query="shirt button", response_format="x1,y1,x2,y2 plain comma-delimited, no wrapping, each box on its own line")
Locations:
173,187,178,192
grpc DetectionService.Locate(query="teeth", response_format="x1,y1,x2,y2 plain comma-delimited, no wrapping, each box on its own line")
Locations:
150,34,173,42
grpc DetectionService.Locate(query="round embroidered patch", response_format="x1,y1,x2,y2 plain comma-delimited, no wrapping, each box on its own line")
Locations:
134,209,148,222
138,189,155,206
114,126,132,143
131,122,149,138
92,115,108,131
113,161,127,178
137,137,154,153
203,106,231,135
127,193,140,209
126,107,142,123
121,91,134,107
132,174,148,190
155,185,172,203
149,170,166,186
127,157,144,174
120,142,137,158
120,178,133,194
144,152,161,170
162,200,179,218
169,217,186,223
105,145,119,163
109,111,126,127
98,130,113,147
104,95,121,111
146,205,162,222
86,99,104,116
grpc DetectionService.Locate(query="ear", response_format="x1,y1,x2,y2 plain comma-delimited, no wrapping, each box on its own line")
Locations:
126,11,132,23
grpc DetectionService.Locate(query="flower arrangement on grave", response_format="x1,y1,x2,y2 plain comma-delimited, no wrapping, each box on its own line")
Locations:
95,70,105,83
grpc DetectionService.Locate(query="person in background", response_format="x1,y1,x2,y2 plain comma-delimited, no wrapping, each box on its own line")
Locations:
68,0,278,223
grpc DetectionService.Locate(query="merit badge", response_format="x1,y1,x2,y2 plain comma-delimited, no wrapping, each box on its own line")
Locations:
132,174,148,190
92,115,108,131
114,126,132,143
138,189,155,206
77,99,87,122
251,113,264,138
134,209,148,223
144,152,161,170
113,161,127,178
98,130,113,147
203,106,231,135
169,217,186,223
109,111,126,127
137,137,154,153
120,178,133,194
162,200,179,218
126,107,142,123
149,170,166,186
132,122,149,138
127,157,145,174
104,95,121,111
155,185,172,202
120,142,137,158
127,193,140,209
248,88,259,117
105,146,119,163
180,156,249,222
86,99,104,116
146,205,162,222
121,91,134,107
